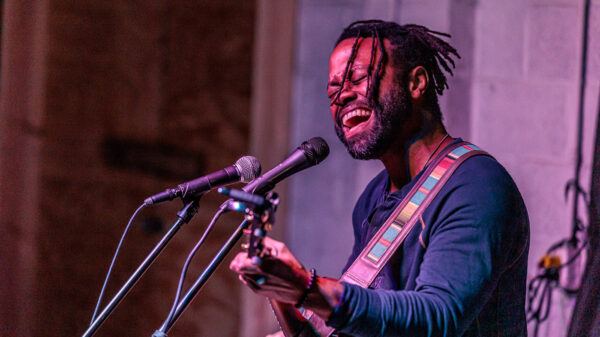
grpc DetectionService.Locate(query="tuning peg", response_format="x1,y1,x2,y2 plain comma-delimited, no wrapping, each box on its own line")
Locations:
253,228,266,238
251,256,262,266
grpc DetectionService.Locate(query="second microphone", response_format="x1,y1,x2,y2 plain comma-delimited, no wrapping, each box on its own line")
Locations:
144,156,261,205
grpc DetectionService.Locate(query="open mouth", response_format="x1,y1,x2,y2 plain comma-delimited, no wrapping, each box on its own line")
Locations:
342,109,372,133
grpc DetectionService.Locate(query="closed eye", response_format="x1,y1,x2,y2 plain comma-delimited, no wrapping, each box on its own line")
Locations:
350,74,367,84
328,91,341,106
327,83,340,99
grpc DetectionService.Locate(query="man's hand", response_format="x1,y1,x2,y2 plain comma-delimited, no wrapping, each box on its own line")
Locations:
230,237,344,321
229,237,310,305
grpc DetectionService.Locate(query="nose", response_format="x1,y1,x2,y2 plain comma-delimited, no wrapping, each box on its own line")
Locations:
333,85,357,106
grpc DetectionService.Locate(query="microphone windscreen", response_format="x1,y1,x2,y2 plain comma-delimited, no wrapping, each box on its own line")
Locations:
301,137,330,164
235,156,261,182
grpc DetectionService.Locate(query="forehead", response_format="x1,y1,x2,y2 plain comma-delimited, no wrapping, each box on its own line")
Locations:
329,37,390,76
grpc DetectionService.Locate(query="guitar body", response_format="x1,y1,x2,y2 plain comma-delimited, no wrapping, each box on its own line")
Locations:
268,299,310,336
268,299,337,337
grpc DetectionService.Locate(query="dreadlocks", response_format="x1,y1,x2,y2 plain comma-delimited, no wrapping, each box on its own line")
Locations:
333,20,460,122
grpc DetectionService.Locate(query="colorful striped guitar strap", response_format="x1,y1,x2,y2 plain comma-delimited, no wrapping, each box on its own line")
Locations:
306,141,490,336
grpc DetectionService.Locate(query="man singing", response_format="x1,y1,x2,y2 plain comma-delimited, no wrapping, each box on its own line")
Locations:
230,20,529,337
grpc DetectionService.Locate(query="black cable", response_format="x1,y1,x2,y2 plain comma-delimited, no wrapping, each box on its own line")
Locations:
570,0,591,242
527,0,593,333
160,200,229,331
557,240,588,271
90,203,147,324
527,267,558,337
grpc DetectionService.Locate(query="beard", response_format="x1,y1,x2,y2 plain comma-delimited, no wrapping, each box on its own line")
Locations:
334,85,412,160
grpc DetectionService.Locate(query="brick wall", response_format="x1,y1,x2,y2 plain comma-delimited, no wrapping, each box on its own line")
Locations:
0,0,255,336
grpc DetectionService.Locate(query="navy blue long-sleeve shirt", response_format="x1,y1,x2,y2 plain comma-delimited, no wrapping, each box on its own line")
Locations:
326,143,529,336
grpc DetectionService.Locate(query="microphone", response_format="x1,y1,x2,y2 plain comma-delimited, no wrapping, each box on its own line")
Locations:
144,156,261,205
242,137,329,195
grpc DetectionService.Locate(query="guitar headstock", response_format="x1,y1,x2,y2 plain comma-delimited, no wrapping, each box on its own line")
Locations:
218,188,279,265
244,191,278,265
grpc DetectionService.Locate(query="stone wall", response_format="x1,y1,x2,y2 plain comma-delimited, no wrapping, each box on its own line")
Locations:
472,0,600,335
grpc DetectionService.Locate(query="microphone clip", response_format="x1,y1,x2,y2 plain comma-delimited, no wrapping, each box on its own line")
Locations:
218,188,279,213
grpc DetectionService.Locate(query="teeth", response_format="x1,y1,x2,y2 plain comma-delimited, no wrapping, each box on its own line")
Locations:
342,109,371,126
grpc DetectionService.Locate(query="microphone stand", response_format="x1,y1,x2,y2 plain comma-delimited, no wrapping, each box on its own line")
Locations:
155,217,250,335
156,190,277,335
83,198,201,337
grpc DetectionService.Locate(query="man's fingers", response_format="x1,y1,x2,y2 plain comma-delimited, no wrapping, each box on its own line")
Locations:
262,245,278,258
229,252,248,272
262,237,284,251
230,252,264,274
238,274,250,286
238,262,263,274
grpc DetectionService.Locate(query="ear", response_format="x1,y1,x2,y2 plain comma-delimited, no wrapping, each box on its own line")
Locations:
407,66,429,99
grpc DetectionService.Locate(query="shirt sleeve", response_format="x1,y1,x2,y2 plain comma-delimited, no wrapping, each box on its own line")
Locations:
327,156,528,336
